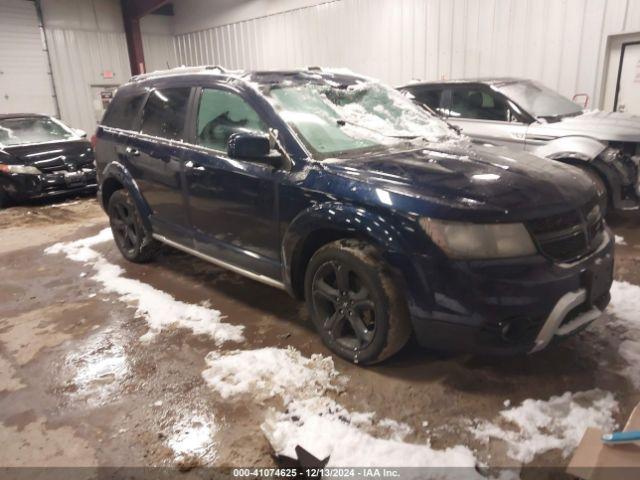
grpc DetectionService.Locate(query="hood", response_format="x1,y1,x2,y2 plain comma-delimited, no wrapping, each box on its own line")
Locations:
3,140,94,172
531,110,640,143
322,140,597,222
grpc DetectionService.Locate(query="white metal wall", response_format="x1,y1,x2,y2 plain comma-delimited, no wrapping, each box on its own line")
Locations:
0,0,57,115
173,0,640,110
140,14,178,72
41,0,175,133
45,28,130,133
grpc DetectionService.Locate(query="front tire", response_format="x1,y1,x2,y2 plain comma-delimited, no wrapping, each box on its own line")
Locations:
304,239,412,364
107,189,160,263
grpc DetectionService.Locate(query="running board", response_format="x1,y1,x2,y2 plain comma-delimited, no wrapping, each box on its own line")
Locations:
152,234,286,291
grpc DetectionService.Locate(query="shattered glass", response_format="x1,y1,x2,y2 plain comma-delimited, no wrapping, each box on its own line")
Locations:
267,81,453,157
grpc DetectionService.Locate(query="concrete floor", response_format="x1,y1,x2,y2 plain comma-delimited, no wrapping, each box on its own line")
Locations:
0,196,639,475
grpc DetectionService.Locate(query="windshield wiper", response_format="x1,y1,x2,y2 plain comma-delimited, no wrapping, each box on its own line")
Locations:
336,119,421,140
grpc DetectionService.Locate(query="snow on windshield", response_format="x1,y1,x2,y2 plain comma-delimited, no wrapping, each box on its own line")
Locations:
495,81,583,119
0,116,75,147
267,81,452,157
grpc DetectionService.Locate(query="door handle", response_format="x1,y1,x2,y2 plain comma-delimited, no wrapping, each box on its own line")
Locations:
185,160,205,171
125,146,140,157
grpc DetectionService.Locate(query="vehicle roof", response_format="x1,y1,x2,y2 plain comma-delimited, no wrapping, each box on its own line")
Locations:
399,77,530,88
0,113,50,121
127,65,369,88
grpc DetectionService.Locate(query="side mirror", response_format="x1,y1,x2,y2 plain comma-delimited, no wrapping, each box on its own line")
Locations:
74,128,87,138
227,132,281,166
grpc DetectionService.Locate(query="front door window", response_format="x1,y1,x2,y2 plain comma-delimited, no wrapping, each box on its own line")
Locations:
196,89,267,152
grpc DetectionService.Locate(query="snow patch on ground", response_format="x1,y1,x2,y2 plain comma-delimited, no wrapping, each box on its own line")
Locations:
202,347,343,402
262,397,480,474
608,280,640,388
45,229,244,344
166,414,217,464
201,347,480,469
614,235,627,246
471,389,618,464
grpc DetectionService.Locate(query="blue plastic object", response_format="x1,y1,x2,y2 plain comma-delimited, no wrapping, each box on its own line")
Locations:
602,431,640,444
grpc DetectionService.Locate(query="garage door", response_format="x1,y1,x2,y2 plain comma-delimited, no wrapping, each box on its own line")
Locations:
0,0,56,115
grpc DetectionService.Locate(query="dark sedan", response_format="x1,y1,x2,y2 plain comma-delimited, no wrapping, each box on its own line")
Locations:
0,114,97,208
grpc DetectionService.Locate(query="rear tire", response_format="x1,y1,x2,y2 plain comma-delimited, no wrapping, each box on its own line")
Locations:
304,239,412,365
107,189,160,263
0,189,7,209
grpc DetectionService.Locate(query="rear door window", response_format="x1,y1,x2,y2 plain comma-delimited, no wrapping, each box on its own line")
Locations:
140,88,191,141
196,88,267,152
102,92,146,131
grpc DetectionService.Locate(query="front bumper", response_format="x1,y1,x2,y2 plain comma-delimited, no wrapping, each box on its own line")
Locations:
596,151,640,212
1,169,97,201
529,289,606,352
398,228,614,355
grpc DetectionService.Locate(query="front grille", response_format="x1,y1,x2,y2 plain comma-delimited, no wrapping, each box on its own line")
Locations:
38,160,66,173
527,199,604,263
527,210,582,235
36,158,94,174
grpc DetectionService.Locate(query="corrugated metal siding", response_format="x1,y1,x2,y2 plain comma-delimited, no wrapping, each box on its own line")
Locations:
0,0,56,115
46,23,177,134
143,33,178,72
173,0,640,108
45,28,130,133
42,0,176,134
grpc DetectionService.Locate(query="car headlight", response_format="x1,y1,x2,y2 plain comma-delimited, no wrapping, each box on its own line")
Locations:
0,164,41,175
419,217,537,259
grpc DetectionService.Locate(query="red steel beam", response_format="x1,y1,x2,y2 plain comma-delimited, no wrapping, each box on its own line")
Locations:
123,15,146,75
121,0,169,75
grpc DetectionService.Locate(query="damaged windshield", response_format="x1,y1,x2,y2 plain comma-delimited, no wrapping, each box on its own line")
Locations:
494,81,583,120
0,116,74,147
265,80,452,157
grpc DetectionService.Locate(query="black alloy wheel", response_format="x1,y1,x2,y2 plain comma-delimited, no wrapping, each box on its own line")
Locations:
312,260,377,351
305,239,411,364
107,189,159,263
111,200,140,256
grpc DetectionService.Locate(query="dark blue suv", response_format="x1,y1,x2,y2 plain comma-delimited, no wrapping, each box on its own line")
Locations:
95,67,614,364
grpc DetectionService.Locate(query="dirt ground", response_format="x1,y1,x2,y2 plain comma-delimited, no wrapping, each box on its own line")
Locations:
0,195,639,478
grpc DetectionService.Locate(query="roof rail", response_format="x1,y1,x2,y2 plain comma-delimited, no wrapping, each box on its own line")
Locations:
130,65,234,82
205,65,227,73
307,66,322,71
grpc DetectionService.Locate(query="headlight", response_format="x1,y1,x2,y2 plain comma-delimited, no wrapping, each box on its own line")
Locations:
0,164,41,175
419,217,537,259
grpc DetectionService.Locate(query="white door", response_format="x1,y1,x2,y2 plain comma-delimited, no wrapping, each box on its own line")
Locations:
616,43,640,116
0,0,56,115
